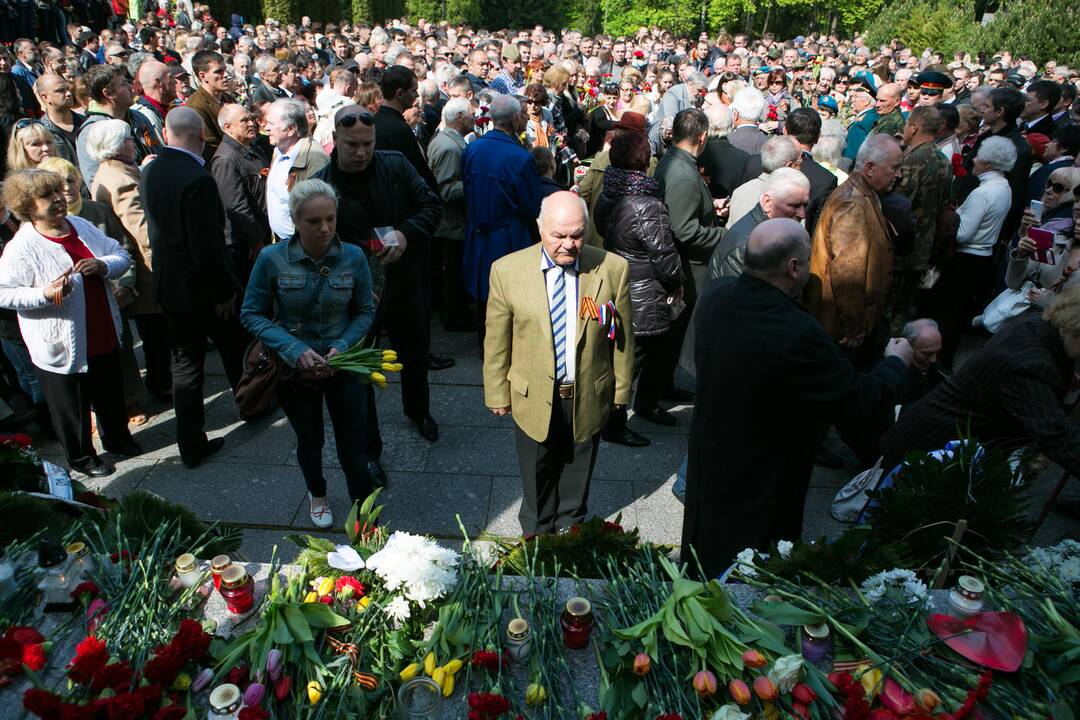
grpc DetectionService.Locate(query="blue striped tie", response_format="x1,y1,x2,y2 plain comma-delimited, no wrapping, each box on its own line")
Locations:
550,266,567,382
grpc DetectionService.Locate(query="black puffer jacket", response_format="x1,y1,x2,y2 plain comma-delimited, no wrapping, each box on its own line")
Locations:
594,168,684,336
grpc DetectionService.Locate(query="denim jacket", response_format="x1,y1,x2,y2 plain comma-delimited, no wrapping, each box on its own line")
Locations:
241,237,374,367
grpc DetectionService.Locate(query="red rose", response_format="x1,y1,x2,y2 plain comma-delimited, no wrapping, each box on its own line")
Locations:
23,688,62,719
69,637,109,685
70,581,100,603
22,643,47,671
91,660,133,694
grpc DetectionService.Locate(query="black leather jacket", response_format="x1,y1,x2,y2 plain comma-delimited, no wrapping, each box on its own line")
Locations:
595,188,684,337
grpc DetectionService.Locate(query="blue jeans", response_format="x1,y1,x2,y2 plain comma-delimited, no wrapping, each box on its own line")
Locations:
673,455,687,501
1,338,44,405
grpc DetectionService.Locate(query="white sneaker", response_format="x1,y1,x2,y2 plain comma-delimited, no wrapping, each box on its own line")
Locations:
309,495,333,529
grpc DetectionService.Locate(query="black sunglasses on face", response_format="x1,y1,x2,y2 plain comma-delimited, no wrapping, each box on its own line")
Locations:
1047,181,1068,193
335,112,375,128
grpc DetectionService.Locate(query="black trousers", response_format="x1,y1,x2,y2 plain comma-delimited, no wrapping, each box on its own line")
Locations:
35,348,132,469
439,236,472,329
373,263,430,421
514,389,600,534
635,320,686,411
164,308,246,459
134,313,172,396
922,252,994,370
278,372,373,502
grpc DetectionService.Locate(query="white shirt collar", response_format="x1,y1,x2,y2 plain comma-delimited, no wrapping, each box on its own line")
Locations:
540,247,579,272
168,144,205,166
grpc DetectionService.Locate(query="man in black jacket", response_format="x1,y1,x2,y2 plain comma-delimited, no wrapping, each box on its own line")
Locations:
313,105,443,477
699,104,750,199
141,108,245,469
682,218,911,578
374,65,452,372
210,103,270,286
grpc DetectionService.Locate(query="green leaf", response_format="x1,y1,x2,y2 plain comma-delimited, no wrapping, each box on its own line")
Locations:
271,612,293,644
284,534,336,552
298,602,351,629
631,681,648,708
282,605,315,643
671,577,704,602
750,600,826,626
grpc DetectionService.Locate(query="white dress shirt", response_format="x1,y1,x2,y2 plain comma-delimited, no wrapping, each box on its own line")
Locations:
956,170,1012,257
266,146,296,239
541,248,578,383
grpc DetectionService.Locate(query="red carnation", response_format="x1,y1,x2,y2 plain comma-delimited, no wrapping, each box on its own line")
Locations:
225,664,249,685
238,707,270,720
59,703,97,720
142,645,184,686
656,715,683,720
470,649,501,671
951,153,967,178
23,688,62,719
602,520,624,533
586,714,608,720
152,706,187,720
92,660,134,694
6,627,45,646
106,691,145,720
0,433,33,448
69,637,109,684
467,691,510,717
334,575,366,597
173,619,211,662
22,643,47,671
70,581,100,604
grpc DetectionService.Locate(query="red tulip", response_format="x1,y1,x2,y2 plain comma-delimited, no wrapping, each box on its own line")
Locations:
693,670,717,697
881,678,914,715
792,701,810,720
632,653,651,676
752,675,778,702
868,709,899,720
741,650,767,669
792,682,817,705
728,679,751,705
915,688,942,712
274,675,292,701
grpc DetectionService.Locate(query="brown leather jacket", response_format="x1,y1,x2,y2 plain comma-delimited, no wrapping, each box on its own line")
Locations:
804,173,893,340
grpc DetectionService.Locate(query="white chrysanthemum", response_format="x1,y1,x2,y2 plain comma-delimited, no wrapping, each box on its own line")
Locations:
776,540,794,559
365,532,460,605
735,548,758,577
384,596,411,626
860,568,928,606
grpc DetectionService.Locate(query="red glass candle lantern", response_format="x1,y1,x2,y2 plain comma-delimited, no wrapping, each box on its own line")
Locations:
560,597,594,650
210,554,231,591
220,565,254,615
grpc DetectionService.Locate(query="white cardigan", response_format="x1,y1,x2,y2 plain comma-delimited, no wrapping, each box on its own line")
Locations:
955,171,1012,257
0,215,131,375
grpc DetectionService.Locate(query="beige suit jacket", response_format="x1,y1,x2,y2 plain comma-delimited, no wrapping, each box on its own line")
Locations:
483,244,634,443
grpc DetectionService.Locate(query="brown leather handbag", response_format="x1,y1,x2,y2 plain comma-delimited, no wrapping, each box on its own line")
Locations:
234,339,282,420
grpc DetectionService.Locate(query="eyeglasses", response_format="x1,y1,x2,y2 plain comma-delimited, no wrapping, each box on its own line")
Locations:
14,118,43,132
335,112,375,128
1047,181,1068,193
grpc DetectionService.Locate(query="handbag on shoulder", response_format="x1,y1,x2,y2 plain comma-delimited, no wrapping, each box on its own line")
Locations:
234,339,282,420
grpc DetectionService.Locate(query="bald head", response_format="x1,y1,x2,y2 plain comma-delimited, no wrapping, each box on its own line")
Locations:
139,60,175,105
163,106,205,154
34,73,74,113
743,218,811,296
876,82,903,115
538,191,588,267
218,103,256,145
901,318,942,370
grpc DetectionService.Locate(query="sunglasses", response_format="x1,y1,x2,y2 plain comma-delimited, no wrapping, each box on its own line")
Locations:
1047,181,1068,193
14,118,43,132
335,112,375,128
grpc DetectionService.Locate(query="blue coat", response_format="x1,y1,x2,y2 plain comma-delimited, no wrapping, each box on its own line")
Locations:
462,129,543,301
843,108,880,163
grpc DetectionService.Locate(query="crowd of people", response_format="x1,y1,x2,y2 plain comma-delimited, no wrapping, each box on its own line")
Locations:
1,4,1079,571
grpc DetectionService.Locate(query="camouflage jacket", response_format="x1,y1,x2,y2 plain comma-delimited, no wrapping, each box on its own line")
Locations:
872,109,907,138
895,140,953,272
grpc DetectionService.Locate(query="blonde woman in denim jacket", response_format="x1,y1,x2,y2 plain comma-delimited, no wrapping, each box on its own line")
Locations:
241,179,374,528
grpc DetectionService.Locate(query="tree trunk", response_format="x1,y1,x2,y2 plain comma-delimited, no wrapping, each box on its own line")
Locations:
762,0,773,35
830,10,839,36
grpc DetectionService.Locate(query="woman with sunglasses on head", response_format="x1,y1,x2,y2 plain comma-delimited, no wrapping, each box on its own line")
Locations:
6,119,59,172
1004,168,1080,309
0,169,140,478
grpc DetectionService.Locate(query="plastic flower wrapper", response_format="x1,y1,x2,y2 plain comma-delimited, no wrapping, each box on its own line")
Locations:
365,531,459,606
767,654,803,693
711,704,751,720
326,545,365,572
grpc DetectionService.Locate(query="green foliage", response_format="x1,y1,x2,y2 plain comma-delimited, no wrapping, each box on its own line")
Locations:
262,0,297,24
495,515,656,578
867,441,1031,570
478,0,563,31
758,526,908,584
102,491,242,559
206,0,263,25
351,0,372,23
862,0,979,56
0,493,86,547
975,0,1080,67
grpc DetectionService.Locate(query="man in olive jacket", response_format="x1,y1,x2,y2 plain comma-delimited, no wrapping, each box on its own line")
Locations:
483,192,634,534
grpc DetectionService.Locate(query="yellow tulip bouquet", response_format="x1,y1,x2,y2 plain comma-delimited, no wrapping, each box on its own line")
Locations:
327,346,402,388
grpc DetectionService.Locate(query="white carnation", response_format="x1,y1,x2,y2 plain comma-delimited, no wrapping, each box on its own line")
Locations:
735,548,758,577
776,540,794,559
384,596,411,626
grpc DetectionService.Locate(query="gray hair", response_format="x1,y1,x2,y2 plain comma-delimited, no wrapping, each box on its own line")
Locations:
812,134,844,167
369,28,389,47
704,103,733,137
820,118,846,139
127,51,153,81
254,54,277,75
760,136,801,173
489,94,522,126
732,87,766,123
901,318,939,342
442,97,472,126
685,71,708,89
762,166,810,199
975,136,1017,173
288,178,338,222
434,62,459,87
537,192,588,233
271,97,309,138
854,133,901,173
84,118,132,162
384,43,409,65
418,78,438,103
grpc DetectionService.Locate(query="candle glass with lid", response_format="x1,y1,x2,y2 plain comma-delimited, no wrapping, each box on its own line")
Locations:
948,575,985,617
207,683,243,720
219,565,255,614
175,553,202,589
210,555,232,591
66,541,95,581
505,617,533,661
37,539,74,608
800,623,832,665
397,677,443,719
560,596,594,650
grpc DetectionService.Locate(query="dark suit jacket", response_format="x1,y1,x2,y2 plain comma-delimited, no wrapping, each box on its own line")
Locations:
742,150,838,235
140,147,238,312
209,135,271,252
374,105,439,193
1025,115,1058,139
728,124,769,155
1027,157,1074,203
699,136,750,199
249,79,288,106
682,273,907,578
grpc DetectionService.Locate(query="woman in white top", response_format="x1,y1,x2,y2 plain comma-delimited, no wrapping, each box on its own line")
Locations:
927,136,1017,368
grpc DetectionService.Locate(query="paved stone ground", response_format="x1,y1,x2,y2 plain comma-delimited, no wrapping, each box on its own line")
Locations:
41,326,1079,562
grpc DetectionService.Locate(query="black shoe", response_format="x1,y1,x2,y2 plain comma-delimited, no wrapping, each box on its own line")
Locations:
0,409,37,432
413,415,439,442
664,388,694,402
72,458,114,478
181,437,225,468
427,354,455,371
104,439,144,458
814,446,845,469
602,426,651,447
635,406,677,427
368,459,388,488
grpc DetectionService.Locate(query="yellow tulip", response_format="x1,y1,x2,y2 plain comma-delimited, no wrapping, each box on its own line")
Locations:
358,596,371,610
306,681,322,705
399,663,420,681
303,591,318,604
525,683,547,706
423,651,437,676
382,351,398,361
858,666,883,700
170,672,192,691
370,372,386,383
316,577,334,597
762,702,779,720
441,671,454,697
443,658,463,675
432,667,446,688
